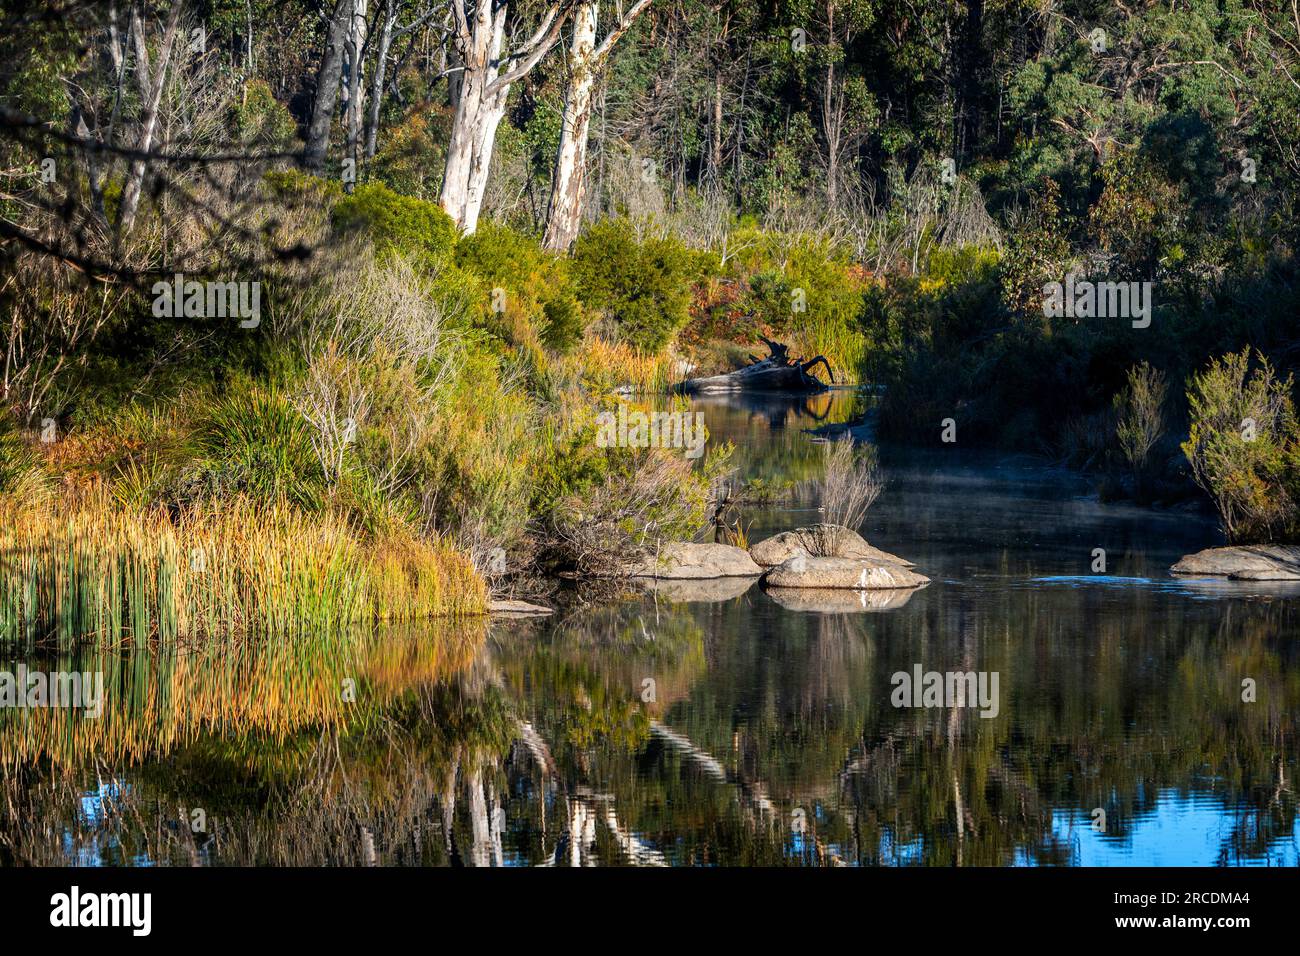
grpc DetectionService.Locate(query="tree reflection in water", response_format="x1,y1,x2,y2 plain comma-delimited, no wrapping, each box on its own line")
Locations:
1,394,1297,866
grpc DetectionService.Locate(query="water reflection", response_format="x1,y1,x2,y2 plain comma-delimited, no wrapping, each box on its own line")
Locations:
1,393,1297,866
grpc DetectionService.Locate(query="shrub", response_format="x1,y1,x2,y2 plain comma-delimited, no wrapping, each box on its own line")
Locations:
262,168,343,205
456,221,585,352
1113,361,1167,500
543,446,726,575
999,177,1070,317
331,182,458,270
807,439,883,555
571,218,697,353
369,104,446,201
1181,348,1300,543
189,383,325,511
738,232,869,380
230,79,297,148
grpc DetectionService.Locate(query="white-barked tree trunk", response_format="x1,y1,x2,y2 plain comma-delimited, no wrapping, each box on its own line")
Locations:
440,0,571,233
542,0,652,251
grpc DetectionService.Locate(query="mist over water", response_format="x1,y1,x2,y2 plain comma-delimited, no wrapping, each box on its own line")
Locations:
2,392,1297,867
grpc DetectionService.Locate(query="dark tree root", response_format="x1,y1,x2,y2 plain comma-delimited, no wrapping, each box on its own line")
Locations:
676,337,835,394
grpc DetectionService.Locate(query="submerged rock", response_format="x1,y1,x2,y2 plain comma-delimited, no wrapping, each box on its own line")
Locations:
749,524,916,568
764,584,922,613
488,599,555,616
762,555,929,590
1170,545,1300,580
624,542,763,579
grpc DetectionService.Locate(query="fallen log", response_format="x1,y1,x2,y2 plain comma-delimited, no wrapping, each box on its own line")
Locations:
674,337,835,394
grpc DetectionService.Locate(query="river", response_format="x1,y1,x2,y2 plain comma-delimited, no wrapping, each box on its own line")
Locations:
2,391,1297,866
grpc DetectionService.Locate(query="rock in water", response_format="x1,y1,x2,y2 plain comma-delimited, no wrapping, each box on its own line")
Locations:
749,524,916,568
624,542,763,579
1170,545,1300,580
762,555,929,590
488,599,555,616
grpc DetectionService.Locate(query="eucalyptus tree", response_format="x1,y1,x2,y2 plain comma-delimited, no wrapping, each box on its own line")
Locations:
541,0,652,251
118,0,185,233
440,0,573,232
305,0,351,173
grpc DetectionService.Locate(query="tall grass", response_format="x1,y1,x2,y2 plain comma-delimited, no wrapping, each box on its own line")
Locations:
570,336,676,394
0,495,485,649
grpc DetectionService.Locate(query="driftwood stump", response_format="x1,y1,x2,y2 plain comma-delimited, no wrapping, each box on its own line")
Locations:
675,337,836,394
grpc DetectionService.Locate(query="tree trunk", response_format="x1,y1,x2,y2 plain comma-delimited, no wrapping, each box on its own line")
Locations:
440,1,572,232
343,0,369,169
440,3,501,228
363,0,396,159
710,67,723,182
304,0,351,174
119,0,184,236
542,1,599,251
463,81,508,233
541,0,652,250
820,0,842,210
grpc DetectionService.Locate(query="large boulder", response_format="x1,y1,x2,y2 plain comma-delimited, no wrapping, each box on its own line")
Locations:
762,555,929,590
749,524,916,568
1170,545,1300,580
625,542,763,579
764,585,921,613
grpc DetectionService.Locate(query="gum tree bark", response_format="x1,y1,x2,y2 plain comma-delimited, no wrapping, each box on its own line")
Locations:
118,0,184,235
342,0,370,169
440,0,570,232
363,0,397,159
304,0,351,174
542,0,652,252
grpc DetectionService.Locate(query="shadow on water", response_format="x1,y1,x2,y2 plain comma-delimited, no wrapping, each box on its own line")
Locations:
1,392,1297,866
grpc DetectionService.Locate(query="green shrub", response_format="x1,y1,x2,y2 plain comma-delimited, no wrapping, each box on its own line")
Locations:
456,221,585,352
189,384,324,511
262,168,343,205
739,233,868,379
1113,361,1167,501
369,104,446,201
1182,348,1300,543
331,182,458,270
231,79,297,148
571,219,697,353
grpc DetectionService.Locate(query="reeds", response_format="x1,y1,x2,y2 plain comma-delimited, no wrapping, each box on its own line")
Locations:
809,438,883,555
572,336,675,394
0,495,486,649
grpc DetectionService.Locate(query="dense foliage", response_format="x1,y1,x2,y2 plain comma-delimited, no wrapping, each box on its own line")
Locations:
1,0,1298,560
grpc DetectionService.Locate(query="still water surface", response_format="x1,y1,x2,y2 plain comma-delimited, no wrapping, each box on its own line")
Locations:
2,392,1297,866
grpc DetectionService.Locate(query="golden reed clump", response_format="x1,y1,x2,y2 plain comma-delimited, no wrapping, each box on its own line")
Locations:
0,493,486,647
